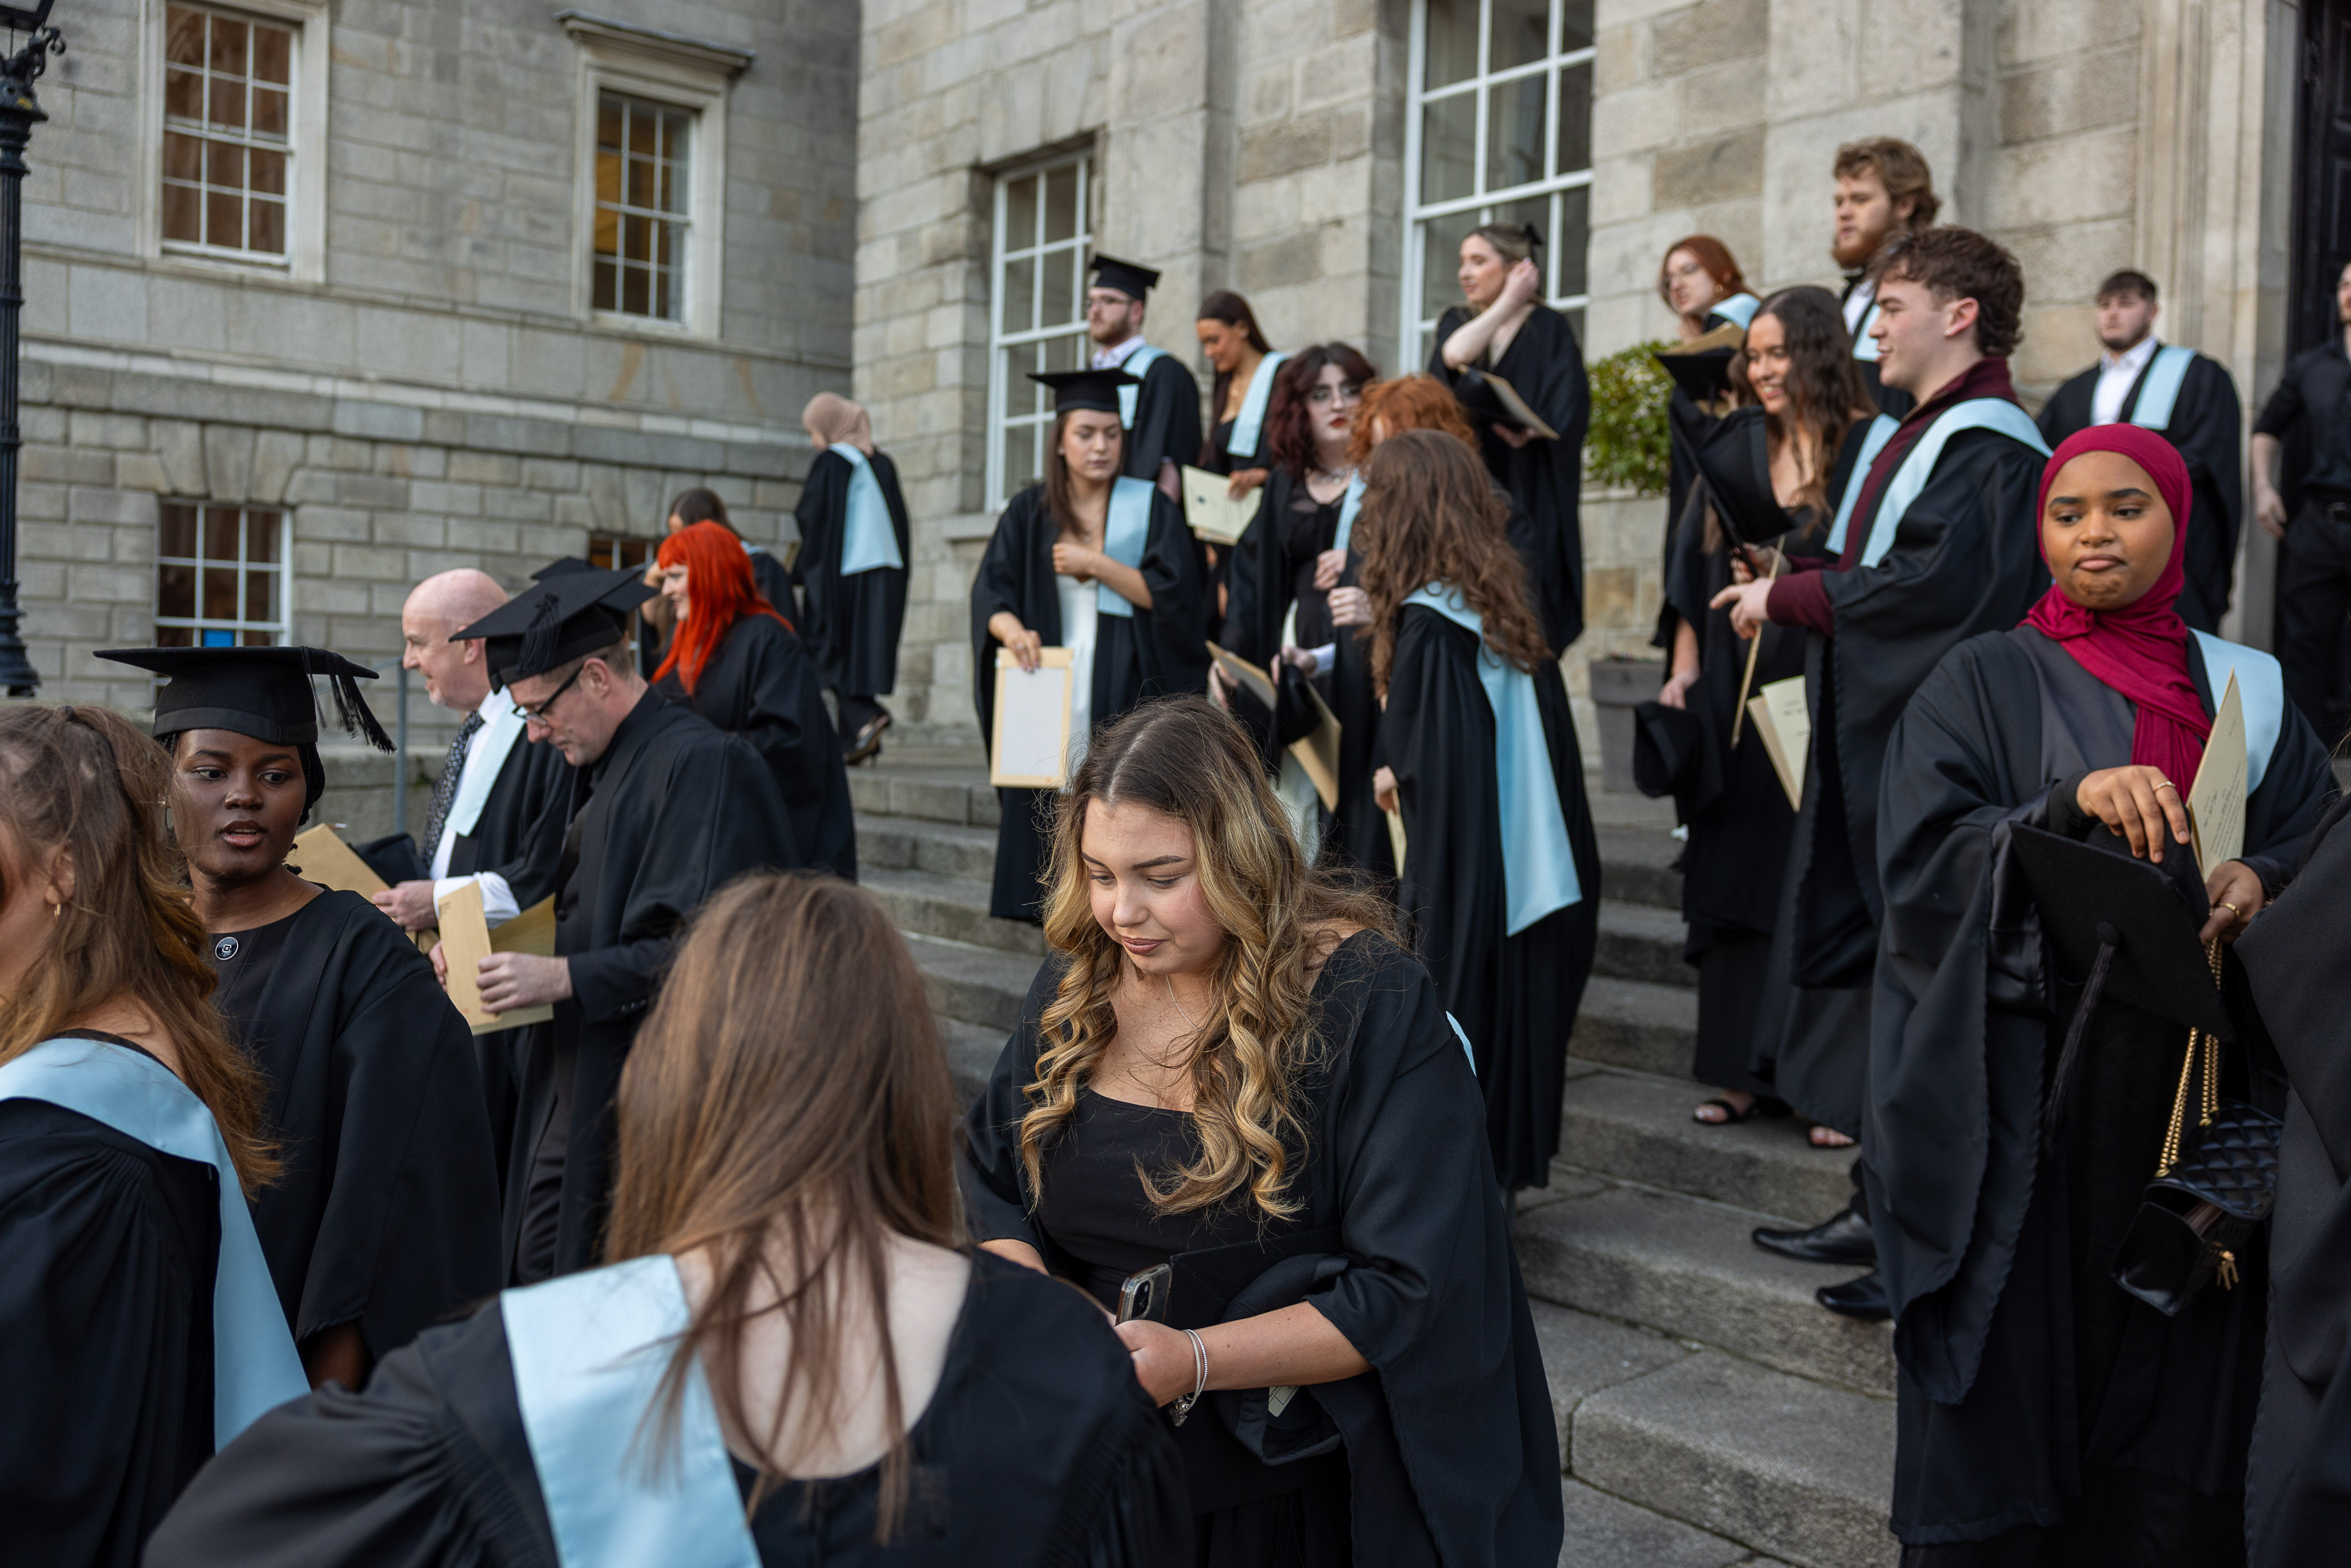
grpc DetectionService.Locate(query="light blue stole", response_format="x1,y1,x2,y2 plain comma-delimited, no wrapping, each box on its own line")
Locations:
0,1036,307,1443
1851,294,1881,362
1710,293,1762,331
2190,631,2284,794
502,1256,760,1568
1096,476,1155,619
1332,473,1365,554
1226,350,1288,460
1117,345,1167,429
1402,584,1581,934
2129,344,2198,434
1825,401,2050,568
832,445,903,576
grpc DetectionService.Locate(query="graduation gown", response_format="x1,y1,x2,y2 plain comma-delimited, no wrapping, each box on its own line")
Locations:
793,445,911,701
1427,304,1592,654
2035,351,2244,632
0,1095,219,1568
507,692,796,1282
968,484,1209,921
219,889,502,1360
1383,604,1601,1189
146,1252,1189,1568
962,934,1564,1567
1866,627,2333,1553
1122,350,1205,484
655,611,856,880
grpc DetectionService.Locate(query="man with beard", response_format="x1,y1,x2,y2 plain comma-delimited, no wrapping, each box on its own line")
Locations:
1087,254,1202,503
1832,138,1939,420
2036,270,2244,631
2251,257,2351,736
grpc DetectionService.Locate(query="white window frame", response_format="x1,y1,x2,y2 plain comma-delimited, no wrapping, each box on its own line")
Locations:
154,501,293,648
986,152,1095,512
560,11,748,340
138,0,329,284
1401,0,1596,361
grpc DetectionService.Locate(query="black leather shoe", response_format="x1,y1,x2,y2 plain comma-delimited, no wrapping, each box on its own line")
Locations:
1817,1271,1891,1322
1751,1205,1877,1266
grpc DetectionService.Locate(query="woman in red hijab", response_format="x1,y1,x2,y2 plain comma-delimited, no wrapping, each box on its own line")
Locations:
1859,422,2334,1563
653,520,856,877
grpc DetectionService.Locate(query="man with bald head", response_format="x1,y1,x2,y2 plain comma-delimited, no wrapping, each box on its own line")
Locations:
366,569,574,934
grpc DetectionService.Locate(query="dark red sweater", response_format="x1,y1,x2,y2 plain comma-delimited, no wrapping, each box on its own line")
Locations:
1767,356,2022,636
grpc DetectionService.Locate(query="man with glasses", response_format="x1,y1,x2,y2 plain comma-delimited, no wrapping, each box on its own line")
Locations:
449,563,795,1284
1087,253,1201,502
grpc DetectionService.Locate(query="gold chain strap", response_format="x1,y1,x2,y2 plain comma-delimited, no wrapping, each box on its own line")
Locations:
2156,938,2227,1179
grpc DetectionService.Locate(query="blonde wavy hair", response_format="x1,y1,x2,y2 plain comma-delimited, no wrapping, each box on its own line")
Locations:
1018,698,1398,1220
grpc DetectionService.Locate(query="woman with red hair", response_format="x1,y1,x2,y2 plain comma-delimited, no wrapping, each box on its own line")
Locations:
654,521,855,877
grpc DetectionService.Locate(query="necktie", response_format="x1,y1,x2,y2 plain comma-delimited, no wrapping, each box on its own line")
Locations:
425,712,484,855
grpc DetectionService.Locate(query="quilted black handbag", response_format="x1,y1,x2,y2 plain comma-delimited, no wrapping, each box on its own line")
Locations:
2112,941,2282,1317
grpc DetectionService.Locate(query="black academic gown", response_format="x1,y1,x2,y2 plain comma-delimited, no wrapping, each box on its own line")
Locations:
2233,797,2351,1567
1122,349,1205,486
793,446,912,701
0,1089,218,1568
1866,627,2333,1554
655,611,856,880
1382,605,1602,1190
1428,305,1592,655
146,1252,1190,1568
962,933,1564,1567
506,693,796,1282
2035,352,2244,632
968,484,1209,921
1768,417,2048,1135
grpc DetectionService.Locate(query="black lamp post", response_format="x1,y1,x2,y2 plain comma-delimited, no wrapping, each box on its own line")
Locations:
0,0,59,697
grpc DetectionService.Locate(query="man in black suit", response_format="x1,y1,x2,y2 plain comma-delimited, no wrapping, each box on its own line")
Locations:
2036,269,2243,631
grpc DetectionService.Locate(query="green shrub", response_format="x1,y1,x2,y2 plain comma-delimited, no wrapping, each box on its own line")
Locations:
1586,340,1674,496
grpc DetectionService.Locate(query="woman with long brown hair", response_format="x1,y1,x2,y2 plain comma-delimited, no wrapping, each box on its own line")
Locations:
154,872,1189,1566
971,368,1209,921
964,696,1562,1566
1357,430,1600,1195
0,702,303,1568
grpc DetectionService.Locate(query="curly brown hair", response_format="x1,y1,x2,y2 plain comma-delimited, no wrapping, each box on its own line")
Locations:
1264,342,1377,480
1874,226,2025,358
1019,697,1399,1221
1353,430,1553,693
1833,137,1939,232
1344,374,1478,470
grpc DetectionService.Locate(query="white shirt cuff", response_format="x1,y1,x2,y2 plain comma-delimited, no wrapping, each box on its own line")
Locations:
1306,642,1336,678
434,873,519,927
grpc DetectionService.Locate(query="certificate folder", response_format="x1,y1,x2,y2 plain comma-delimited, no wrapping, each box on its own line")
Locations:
1181,465,1259,546
989,647,1076,789
1452,368,1558,440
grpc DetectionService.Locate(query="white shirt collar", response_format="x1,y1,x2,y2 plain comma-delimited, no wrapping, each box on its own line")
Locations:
1091,333,1146,370
2101,333,2159,375
474,685,510,725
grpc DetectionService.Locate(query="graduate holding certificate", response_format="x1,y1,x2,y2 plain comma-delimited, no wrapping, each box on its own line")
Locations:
1865,425,2335,1560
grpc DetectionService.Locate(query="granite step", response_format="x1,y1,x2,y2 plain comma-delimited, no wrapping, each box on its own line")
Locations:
864,866,1048,958
904,932,1038,1035
941,1016,1007,1106
1597,825,1683,910
858,812,999,883
1595,899,1691,989
1515,1177,1895,1395
1570,976,1700,1080
1561,1064,1855,1221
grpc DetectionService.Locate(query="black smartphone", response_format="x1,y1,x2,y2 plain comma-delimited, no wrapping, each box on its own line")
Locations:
1116,1263,1171,1325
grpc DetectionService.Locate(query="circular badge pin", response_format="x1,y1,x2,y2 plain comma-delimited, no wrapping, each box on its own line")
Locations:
213,935,240,962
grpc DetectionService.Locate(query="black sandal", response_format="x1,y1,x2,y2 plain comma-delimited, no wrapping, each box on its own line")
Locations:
843,711,893,764
1692,1096,1790,1126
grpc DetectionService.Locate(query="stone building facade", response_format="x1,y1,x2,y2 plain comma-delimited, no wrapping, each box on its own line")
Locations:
858,0,2309,751
23,0,860,747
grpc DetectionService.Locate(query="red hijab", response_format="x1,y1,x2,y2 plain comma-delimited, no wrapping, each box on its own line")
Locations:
2022,425,2209,785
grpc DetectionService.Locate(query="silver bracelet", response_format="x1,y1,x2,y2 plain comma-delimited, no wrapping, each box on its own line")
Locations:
1170,1328,1208,1425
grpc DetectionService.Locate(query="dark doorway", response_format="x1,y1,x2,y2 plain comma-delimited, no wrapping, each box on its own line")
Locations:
2294,1,2351,358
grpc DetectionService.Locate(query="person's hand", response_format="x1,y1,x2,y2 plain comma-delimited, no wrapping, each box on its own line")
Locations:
1373,766,1398,814
1206,663,1233,712
429,941,447,984
2255,486,2290,540
476,952,572,1013
1278,646,1316,673
1000,626,1043,672
2201,860,2266,945
1227,468,1269,500
1313,549,1348,591
1500,257,1543,311
1328,586,1371,627
1708,579,1776,639
371,880,440,932
1114,1318,1201,1406
1491,423,1534,449
1050,542,1100,581
1658,669,1700,711
2074,764,2193,864
1728,545,1779,587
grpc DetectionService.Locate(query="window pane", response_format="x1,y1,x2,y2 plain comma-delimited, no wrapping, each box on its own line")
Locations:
661,112,690,192
1422,222,1461,325
156,624,195,648
622,263,648,316
1421,91,1477,204
595,148,621,211
1492,192,1552,290
163,131,201,181
1561,0,1594,52
598,94,623,152
1555,63,1592,174
162,183,201,243
1423,0,1480,88
206,189,242,249
242,629,276,647
207,15,247,74
623,212,650,265
206,139,243,188
593,257,618,311
251,24,290,84
203,566,239,620
246,511,281,561
1006,173,1039,249
1491,0,1550,71
626,153,654,208
248,197,284,255
160,503,197,558
166,7,205,65
249,146,284,196
165,68,202,121
1002,254,1035,333
1042,331,1084,372
245,569,274,621
1044,164,1078,243
1485,73,1545,193
1042,247,1075,326
158,563,196,618
208,75,245,132
1554,186,1589,298
251,86,288,139
203,507,239,560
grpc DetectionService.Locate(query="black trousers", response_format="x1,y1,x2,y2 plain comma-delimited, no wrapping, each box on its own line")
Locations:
2275,498,2351,742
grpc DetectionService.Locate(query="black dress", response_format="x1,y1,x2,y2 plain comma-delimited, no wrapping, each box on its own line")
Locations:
0,1034,219,1568
146,1252,1190,1567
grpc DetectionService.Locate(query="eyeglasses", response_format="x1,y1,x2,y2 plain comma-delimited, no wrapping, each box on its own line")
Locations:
1307,383,1364,406
511,659,588,724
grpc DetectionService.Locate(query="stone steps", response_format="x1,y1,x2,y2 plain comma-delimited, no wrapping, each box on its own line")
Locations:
1571,975,1702,1079
1561,1063,1856,1222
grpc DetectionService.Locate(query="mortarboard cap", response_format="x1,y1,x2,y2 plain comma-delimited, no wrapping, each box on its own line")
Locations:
451,564,655,691
1028,367,1141,417
1690,407,1801,547
95,644,394,752
530,556,596,580
1652,321,1745,407
1631,698,1724,816
1088,254,1161,301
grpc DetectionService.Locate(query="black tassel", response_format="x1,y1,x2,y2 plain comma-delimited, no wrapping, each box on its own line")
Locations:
2042,922,2120,1156
517,595,564,681
331,673,395,753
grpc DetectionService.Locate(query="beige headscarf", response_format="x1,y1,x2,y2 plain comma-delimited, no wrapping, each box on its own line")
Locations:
802,391,875,456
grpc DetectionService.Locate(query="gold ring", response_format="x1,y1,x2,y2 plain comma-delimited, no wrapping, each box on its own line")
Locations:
2154,779,2178,793
2217,902,2243,923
